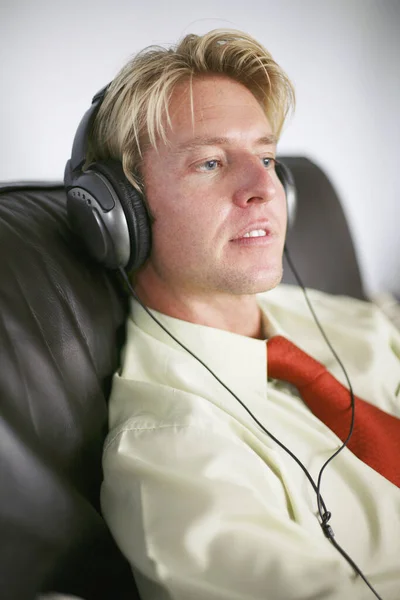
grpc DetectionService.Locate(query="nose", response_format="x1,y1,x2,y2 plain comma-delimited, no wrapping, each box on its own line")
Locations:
231,156,278,208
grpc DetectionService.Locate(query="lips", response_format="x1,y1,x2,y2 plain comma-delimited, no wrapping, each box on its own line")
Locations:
231,222,271,241
242,229,267,238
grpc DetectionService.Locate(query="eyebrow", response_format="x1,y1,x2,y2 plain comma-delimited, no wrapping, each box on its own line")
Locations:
173,134,278,154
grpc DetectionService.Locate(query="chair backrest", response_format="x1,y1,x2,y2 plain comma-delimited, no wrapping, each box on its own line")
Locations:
0,183,138,600
280,156,365,300
0,157,364,600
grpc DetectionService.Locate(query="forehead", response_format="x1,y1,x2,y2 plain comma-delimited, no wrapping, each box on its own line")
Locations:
165,74,273,144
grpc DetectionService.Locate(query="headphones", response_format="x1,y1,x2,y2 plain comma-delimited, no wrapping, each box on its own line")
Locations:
64,84,297,271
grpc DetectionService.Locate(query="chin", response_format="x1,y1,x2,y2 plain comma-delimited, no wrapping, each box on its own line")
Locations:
251,262,283,292
222,264,283,295
252,276,282,295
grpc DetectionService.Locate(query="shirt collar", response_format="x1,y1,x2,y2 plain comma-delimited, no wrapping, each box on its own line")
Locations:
128,292,289,404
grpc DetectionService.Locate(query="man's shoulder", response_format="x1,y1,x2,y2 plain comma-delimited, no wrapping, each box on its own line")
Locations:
259,283,370,308
257,284,394,347
259,284,374,323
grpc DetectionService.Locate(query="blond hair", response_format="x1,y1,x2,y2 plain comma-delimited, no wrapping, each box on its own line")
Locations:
87,29,295,191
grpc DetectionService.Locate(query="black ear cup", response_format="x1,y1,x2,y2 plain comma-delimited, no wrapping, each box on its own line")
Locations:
66,159,151,271
92,160,151,271
276,160,296,230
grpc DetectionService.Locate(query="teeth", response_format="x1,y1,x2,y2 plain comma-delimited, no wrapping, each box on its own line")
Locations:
243,229,267,238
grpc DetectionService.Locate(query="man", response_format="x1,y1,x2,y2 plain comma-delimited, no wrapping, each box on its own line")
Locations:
88,30,400,599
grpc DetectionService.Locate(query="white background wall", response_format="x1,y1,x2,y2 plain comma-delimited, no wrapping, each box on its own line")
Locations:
1,0,399,295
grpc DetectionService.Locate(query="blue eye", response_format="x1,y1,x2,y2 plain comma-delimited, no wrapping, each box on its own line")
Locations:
202,159,219,171
262,157,276,170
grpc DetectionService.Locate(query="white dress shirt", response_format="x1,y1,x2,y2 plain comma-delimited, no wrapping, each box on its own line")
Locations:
101,284,400,600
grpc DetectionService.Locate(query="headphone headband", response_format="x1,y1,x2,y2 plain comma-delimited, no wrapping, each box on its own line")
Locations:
69,84,110,174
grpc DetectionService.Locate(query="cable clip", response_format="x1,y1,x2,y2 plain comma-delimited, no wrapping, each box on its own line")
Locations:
321,511,335,539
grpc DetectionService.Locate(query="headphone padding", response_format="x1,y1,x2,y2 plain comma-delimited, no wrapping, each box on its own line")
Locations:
91,160,151,271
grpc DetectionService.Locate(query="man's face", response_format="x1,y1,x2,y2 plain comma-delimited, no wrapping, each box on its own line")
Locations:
140,74,287,298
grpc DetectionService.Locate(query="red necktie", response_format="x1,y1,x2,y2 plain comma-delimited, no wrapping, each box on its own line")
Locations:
267,335,400,488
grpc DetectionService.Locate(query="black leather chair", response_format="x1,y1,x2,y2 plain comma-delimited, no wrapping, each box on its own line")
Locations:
281,157,365,300
0,157,365,600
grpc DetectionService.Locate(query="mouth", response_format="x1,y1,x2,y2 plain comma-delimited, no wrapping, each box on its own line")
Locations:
230,224,273,245
241,229,268,238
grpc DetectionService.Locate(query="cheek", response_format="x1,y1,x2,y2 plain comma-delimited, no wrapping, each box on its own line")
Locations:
142,157,229,253
149,174,225,232
150,196,228,265
148,184,197,253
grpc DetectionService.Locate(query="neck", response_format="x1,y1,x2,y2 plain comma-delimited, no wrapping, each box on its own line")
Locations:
134,273,265,340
